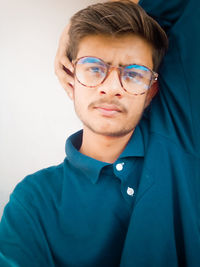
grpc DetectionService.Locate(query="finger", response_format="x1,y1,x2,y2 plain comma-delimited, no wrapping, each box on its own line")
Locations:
56,69,74,91
60,56,73,73
54,53,73,76
58,23,71,45
57,68,74,84
55,24,70,61
54,23,74,88
55,57,73,76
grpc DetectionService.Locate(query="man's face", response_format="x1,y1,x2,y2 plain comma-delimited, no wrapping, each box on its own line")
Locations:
70,34,155,137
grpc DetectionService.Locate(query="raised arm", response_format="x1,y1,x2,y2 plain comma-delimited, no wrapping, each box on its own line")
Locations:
139,0,200,155
139,0,189,30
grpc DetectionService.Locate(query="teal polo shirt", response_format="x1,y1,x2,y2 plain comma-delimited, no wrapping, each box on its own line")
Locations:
1,0,200,266
0,126,144,267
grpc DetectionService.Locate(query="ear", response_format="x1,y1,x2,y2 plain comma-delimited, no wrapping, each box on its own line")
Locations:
66,83,74,100
144,81,159,108
62,65,75,100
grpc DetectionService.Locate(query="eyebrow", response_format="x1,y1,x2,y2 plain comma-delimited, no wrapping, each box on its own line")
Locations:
125,65,149,71
80,57,103,64
78,57,149,71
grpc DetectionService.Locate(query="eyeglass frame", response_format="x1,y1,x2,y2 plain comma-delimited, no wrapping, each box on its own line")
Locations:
72,56,158,95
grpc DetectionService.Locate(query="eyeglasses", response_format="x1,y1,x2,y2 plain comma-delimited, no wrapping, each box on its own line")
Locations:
73,56,158,95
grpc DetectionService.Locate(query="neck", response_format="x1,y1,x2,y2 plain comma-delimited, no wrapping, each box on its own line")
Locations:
79,127,134,163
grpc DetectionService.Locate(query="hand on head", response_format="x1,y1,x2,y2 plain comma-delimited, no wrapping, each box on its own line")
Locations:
54,23,74,94
54,1,140,93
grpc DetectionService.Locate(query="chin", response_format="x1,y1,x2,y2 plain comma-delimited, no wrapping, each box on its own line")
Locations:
88,125,135,138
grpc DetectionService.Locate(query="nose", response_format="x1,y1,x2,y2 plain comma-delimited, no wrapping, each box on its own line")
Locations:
97,68,124,98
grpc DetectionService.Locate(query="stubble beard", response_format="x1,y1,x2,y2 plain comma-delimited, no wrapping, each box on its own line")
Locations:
74,103,141,138
81,118,136,137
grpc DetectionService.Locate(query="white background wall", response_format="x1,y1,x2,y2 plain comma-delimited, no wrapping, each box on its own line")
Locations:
0,0,102,218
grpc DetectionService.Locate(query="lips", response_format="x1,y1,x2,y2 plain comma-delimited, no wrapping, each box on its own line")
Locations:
94,104,122,117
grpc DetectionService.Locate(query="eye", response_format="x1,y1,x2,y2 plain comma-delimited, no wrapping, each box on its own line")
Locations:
89,67,102,73
86,65,105,77
124,71,143,80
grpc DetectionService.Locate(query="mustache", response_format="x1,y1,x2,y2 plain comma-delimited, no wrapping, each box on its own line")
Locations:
88,99,127,113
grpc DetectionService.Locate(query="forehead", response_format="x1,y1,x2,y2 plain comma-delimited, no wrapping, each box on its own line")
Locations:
76,34,153,69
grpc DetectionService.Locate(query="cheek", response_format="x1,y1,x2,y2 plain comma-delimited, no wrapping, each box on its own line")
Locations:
74,83,92,108
74,81,85,100
127,95,147,115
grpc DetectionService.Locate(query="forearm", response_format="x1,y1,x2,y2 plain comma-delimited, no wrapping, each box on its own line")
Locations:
110,0,187,29
139,0,189,30
147,0,200,153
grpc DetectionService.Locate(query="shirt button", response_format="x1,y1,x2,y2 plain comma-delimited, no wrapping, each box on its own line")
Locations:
127,187,134,196
116,163,124,171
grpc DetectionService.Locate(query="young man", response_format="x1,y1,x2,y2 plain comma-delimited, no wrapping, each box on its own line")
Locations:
1,1,200,267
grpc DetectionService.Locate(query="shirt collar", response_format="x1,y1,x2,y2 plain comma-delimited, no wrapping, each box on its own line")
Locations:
65,130,109,184
65,126,144,184
120,125,144,158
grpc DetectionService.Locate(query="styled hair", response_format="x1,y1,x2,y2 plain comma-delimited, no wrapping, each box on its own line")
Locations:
67,0,168,71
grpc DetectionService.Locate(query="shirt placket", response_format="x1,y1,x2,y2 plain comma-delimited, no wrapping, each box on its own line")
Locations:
113,159,140,206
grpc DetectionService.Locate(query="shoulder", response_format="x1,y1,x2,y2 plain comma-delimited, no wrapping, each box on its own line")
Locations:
11,162,67,209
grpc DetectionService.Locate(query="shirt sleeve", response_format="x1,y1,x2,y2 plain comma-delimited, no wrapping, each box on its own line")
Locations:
0,252,19,267
0,185,54,267
139,0,189,30
140,0,200,155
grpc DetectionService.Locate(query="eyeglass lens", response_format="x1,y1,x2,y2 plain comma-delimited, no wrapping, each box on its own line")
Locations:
75,57,153,95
